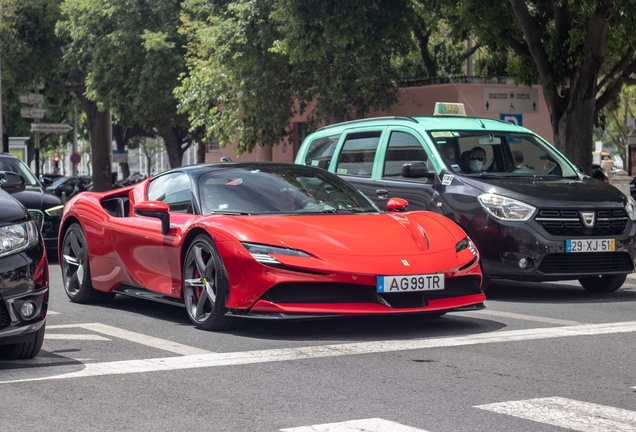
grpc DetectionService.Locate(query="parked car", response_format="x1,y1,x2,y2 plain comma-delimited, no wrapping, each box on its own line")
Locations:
0,153,63,252
0,177,48,359
591,164,609,182
295,103,636,293
59,163,485,330
45,175,92,201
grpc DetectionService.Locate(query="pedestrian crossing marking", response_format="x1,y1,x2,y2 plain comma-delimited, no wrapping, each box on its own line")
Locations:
475,396,636,431
2,320,636,384
280,418,428,431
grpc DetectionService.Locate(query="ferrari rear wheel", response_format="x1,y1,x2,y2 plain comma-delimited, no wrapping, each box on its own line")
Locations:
183,235,242,331
61,223,115,303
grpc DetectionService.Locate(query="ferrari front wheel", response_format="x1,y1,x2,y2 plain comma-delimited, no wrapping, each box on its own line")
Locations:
61,224,115,303
183,235,242,331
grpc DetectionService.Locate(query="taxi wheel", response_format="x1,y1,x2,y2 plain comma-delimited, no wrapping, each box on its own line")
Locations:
578,274,627,293
61,223,115,303
183,235,243,331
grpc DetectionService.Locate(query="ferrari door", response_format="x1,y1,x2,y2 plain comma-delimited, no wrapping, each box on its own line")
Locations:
109,172,193,296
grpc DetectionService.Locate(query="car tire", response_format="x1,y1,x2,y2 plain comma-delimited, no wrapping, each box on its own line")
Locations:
0,322,46,359
61,223,115,303
578,274,627,293
183,235,243,331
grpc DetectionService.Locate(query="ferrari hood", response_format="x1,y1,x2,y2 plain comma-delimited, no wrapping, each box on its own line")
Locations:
217,212,463,256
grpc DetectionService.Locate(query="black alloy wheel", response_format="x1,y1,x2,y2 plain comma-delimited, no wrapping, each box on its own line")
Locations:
61,223,114,303
182,235,242,331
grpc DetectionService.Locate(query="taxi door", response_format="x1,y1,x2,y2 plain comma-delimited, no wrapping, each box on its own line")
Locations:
328,128,386,203
372,127,437,211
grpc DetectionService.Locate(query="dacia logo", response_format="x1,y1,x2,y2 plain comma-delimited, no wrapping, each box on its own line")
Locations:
580,211,595,228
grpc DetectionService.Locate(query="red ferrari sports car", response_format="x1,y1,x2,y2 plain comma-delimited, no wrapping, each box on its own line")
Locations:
58,163,485,330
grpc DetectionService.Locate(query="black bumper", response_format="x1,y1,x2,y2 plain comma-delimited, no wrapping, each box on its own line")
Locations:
467,212,636,282
0,242,49,345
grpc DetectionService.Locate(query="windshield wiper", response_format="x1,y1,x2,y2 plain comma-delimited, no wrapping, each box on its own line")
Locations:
210,210,252,215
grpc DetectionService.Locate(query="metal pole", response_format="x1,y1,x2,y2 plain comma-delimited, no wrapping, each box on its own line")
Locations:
0,50,5,154
72,102,78,176
34,104,40,178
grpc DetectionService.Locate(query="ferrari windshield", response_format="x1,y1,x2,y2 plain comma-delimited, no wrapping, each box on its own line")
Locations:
199,164,380,215
430,131,578,178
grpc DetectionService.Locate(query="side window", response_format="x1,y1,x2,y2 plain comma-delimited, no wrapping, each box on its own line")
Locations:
147,172,194,213
382,131,429,180
304,134,340,169
335,131,381,177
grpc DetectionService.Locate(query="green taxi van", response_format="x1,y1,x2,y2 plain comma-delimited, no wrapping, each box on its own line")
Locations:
294,103,636,292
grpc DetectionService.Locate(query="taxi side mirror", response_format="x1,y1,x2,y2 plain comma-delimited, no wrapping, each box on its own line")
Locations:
401,161,434,179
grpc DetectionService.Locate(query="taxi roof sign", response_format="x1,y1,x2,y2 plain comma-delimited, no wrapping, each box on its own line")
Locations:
433,102,467,117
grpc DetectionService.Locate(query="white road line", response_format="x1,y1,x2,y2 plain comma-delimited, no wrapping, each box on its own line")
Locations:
475,396,636,431
44,334,111,341
2,321,635,384
47,323,211,355
47,311,60,315
473,310,581,326
280,418,429,431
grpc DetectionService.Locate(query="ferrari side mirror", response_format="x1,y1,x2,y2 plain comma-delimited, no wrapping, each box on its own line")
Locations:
387,197,409,212
134,201,171,234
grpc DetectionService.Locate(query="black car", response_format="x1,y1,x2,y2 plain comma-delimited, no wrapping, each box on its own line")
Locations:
0,153,63,251
0,174,48,359
296,106,636,293
45,175,92,201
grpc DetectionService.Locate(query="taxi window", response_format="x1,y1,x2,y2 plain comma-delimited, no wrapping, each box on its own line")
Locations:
303,134,340,169
335,131,381,177
382,131,429,180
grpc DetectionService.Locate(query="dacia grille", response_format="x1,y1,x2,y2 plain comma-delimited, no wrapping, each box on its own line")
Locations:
537,252,633,274
28,209,44,229
535,209,627,236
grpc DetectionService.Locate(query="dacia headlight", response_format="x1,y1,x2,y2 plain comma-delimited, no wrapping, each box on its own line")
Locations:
45,205,64,218
241,242,311,266
625,196,636,221
478,193,536,221
0,220,39,258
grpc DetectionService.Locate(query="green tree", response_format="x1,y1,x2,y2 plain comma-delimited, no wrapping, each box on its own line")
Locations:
454,0,636,174
0,0,114,190
57,0,200,169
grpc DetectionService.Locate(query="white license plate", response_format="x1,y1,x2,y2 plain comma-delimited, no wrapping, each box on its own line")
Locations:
565,238,615,253
377,274,445,293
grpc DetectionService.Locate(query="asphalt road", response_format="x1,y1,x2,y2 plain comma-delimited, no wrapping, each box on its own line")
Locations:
2,257,636,432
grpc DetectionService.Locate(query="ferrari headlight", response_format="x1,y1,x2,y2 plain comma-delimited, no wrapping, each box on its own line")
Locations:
45,205,64,217
0,220,39,258
625,196,636,221
478,193,536,221
241,242,310,265
455,237,477,257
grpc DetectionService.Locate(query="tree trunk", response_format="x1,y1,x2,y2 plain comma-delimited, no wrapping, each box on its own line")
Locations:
76,93,112,191
112,124,130,179
197,140,206,164
553,96,596,175
161,127,182,168
255,143,273,161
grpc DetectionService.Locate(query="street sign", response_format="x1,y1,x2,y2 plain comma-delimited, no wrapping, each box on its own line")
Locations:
30,123,73,133
483,87,539,114
500,113,523,126
112,149,129,163
20,107,44,119
19,93,44,104
70,152,81,165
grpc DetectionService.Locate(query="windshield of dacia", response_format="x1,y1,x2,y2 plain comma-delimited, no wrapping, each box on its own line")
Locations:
429,131,577,178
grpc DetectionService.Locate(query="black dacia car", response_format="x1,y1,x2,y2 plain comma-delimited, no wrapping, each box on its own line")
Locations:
0,172,48,359
0,153,63,252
